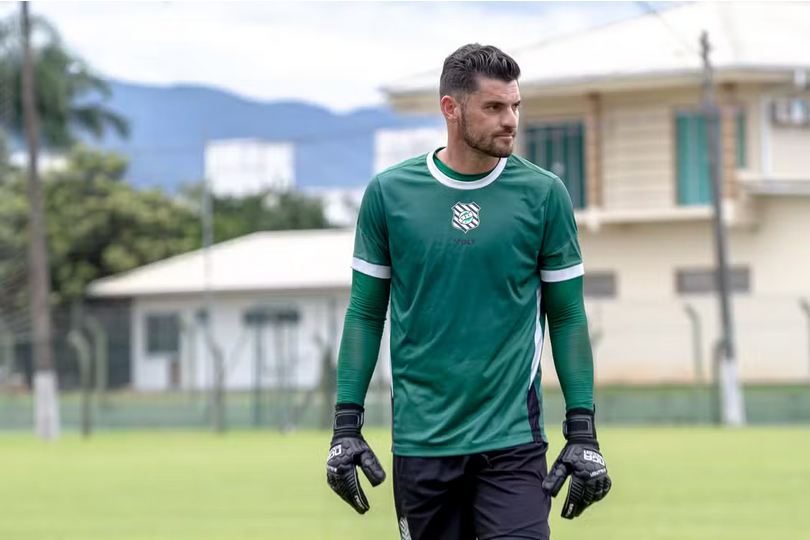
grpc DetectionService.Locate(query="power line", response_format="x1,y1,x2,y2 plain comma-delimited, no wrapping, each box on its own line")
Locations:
637,1,700,58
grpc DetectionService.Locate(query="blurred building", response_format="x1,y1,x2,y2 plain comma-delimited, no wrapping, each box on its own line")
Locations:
204,139,295,195
384,2,810,386
300,187,364,228
87,2,810,393
375,126,447,173
306,126,448,227
9,150,69,173
87,230,390,392
204,128,447,228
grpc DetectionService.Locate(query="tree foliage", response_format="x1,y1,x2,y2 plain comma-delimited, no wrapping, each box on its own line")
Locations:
0,146,200,305
0,147,332,306
0,13,129,148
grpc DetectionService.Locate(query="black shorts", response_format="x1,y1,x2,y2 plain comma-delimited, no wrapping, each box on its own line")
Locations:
393,441,551,540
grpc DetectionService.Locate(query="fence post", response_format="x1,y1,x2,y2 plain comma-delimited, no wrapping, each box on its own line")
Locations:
84,315,107,408
249,311,266,428
587,301,603,350
197,308,226,433
68,329,93,438
267,307,300,433
800,299,810,378
0,317,15,391
711,339,725,426
684,304,704,384
179,316,197,402
322,297,338,430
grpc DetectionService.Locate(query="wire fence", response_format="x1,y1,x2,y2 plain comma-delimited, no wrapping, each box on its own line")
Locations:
1,293,810,434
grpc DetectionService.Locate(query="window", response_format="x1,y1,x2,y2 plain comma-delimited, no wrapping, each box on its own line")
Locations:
584,272,617,299
525,122,586,208
243,306,301,326
676,110,747,205
675,267,751,295
772,96,810,126
145,313,180,355
676,112,718,206
736,110,747,168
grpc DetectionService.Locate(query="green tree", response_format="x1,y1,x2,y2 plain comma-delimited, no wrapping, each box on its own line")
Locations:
0,13,128,148
181,184,331,244
0,147,333,306
0,146,201,305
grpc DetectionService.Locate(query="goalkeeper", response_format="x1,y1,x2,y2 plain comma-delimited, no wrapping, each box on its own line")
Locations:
326,43,611,540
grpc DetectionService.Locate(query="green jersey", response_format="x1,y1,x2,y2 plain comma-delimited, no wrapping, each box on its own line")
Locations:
353,149,584,457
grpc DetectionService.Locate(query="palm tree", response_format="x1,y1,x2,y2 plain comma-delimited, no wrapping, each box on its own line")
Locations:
0,12,129,149
7,7,129,441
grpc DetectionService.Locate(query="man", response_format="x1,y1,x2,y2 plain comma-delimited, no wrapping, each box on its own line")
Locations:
326,43,611,540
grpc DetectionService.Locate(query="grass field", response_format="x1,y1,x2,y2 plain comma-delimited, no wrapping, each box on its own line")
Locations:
1,427,809,540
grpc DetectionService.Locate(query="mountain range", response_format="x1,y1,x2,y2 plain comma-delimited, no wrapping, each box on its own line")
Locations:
94,80,441,191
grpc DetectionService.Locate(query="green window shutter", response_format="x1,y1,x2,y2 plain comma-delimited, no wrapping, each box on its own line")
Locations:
676,112,719,206
526,122,586,209
736,110,747,168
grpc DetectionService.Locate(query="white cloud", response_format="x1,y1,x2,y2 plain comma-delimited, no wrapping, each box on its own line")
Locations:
11,1,644,111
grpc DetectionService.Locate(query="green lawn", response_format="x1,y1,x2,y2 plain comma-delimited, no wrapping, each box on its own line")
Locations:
1,427,809,539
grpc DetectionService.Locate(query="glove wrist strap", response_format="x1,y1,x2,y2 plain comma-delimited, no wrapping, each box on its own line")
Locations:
563,408,597,443
333,403,364,438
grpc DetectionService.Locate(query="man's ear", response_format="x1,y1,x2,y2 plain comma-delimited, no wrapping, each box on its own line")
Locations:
441,95,461,123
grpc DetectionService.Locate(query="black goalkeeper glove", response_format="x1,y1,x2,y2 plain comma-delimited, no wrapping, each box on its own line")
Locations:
542,408,612,519
326,403,386,515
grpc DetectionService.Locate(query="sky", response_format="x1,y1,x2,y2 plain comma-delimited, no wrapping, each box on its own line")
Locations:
6,1,670,112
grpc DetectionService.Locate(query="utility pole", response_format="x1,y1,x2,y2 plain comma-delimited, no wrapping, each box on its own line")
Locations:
22,1,60,440
202,173,225,433
201,130,225,433
700,31,745,427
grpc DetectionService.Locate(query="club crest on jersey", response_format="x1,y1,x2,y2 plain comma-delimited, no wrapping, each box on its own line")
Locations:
452,202,480,234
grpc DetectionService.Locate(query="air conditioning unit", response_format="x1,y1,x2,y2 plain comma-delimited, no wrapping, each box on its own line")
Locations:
772,96,810,126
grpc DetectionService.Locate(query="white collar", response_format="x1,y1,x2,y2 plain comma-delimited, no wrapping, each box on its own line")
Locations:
426,150,507,190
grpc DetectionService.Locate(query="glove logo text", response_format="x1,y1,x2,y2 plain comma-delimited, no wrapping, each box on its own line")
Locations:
328,445,342,461
583,450,605,466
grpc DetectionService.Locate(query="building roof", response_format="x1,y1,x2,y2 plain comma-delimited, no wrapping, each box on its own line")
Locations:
87,229,356,298
384,2,810,99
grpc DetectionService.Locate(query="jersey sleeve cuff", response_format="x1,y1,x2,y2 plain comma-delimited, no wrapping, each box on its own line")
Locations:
540,263,584,283
352,257,392,279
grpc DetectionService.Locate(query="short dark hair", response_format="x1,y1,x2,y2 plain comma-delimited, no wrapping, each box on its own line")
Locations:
439,44,520,99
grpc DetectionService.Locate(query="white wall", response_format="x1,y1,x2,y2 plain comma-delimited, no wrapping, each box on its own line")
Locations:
374,127,445,173
131,290,391,392
767,92,810,180
770,125,810,180
204,139,295,195
541,195,810,387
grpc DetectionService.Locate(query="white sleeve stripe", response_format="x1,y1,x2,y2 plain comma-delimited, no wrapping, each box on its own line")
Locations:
351,257,391,279
540,263,585,283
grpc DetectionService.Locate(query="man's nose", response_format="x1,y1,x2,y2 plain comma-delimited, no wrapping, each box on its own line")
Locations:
502,109,518,130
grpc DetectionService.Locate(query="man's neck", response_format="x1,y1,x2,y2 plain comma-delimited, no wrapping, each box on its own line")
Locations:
436,144,500,175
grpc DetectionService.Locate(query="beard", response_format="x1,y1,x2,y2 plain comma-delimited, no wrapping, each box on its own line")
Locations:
460,110,515,159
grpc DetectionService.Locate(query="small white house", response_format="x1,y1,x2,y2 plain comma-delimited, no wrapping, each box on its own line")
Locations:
87,229,391,392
